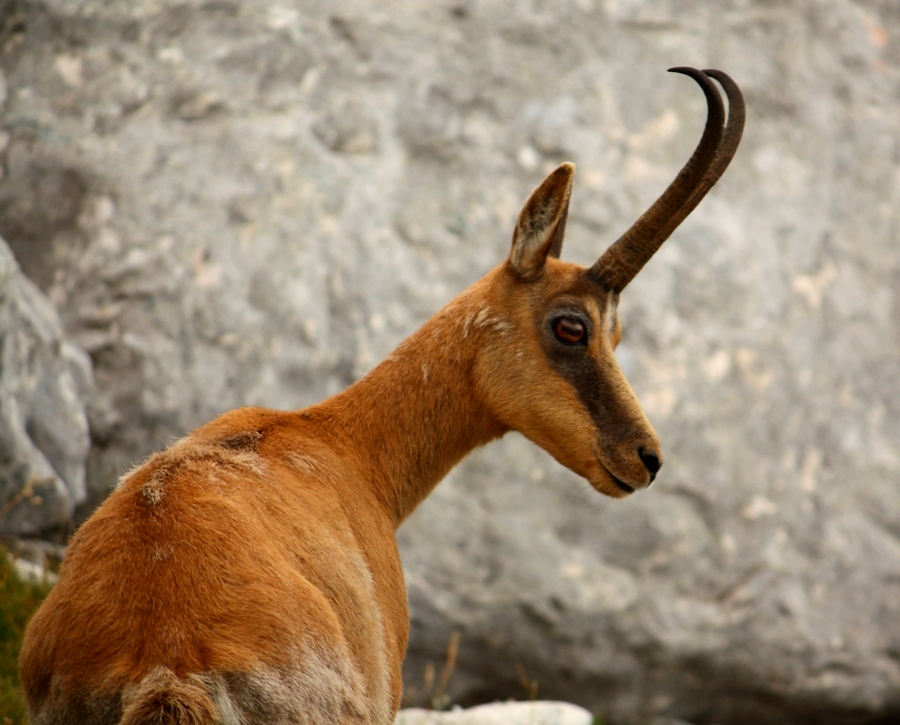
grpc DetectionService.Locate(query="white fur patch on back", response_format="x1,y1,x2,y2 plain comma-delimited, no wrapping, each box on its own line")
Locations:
124,435,271,506
142,469,168,505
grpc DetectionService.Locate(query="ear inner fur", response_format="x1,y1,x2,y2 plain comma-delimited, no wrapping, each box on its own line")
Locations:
508,162,575,281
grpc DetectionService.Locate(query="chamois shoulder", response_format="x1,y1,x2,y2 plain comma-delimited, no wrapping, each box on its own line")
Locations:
113,407,339,509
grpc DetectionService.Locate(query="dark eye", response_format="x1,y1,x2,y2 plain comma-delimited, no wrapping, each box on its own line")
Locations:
552,318,586,345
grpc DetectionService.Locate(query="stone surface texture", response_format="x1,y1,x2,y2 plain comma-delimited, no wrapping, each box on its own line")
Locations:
0,237,91,537
395,701,593,725
395,702,594,725
1,1,899,724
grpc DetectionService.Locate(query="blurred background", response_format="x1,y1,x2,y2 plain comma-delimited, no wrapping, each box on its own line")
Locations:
0,1,898,723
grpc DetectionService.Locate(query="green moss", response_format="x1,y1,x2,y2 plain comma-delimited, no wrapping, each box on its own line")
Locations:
0,551,52,725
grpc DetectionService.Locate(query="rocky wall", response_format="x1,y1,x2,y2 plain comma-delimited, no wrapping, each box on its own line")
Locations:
1,1,899,723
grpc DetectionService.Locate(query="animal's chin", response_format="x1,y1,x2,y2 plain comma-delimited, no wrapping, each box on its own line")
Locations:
585,464,636,499
580,450,638,498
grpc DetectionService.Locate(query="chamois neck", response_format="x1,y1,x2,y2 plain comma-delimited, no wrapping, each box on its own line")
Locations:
311,291,507,525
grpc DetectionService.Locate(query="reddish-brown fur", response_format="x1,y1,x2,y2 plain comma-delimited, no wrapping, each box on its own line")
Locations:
20,68,743,725
19,173,652,725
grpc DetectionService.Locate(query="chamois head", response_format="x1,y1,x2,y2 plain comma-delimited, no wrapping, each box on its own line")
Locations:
475,68,744,498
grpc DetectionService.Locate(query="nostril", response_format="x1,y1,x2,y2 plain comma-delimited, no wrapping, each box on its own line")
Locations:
639,448,662,481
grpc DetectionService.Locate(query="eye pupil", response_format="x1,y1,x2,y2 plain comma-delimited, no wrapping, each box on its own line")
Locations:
554,318,585,344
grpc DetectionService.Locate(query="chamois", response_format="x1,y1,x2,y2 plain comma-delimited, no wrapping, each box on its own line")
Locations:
19,67,744,725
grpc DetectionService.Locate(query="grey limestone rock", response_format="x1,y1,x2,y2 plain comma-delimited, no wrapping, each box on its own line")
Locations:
394,701,594,725
0,238,91,537
1,1,899,723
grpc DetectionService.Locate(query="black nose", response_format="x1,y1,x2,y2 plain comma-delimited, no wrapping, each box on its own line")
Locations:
639,448,662,483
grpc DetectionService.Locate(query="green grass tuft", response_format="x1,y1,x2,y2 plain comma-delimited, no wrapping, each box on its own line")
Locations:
0,551,52,724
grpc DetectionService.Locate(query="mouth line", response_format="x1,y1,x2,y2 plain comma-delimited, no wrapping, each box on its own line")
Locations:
593,449,637,495
610,475,635,495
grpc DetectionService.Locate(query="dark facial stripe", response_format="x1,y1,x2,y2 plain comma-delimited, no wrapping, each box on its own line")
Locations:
547,346,634,439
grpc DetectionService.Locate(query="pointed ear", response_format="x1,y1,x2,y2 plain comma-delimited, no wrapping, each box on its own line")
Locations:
508,163,575,281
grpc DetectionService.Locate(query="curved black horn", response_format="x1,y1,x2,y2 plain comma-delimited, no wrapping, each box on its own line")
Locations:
631,70,746,267
592,67,742,292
